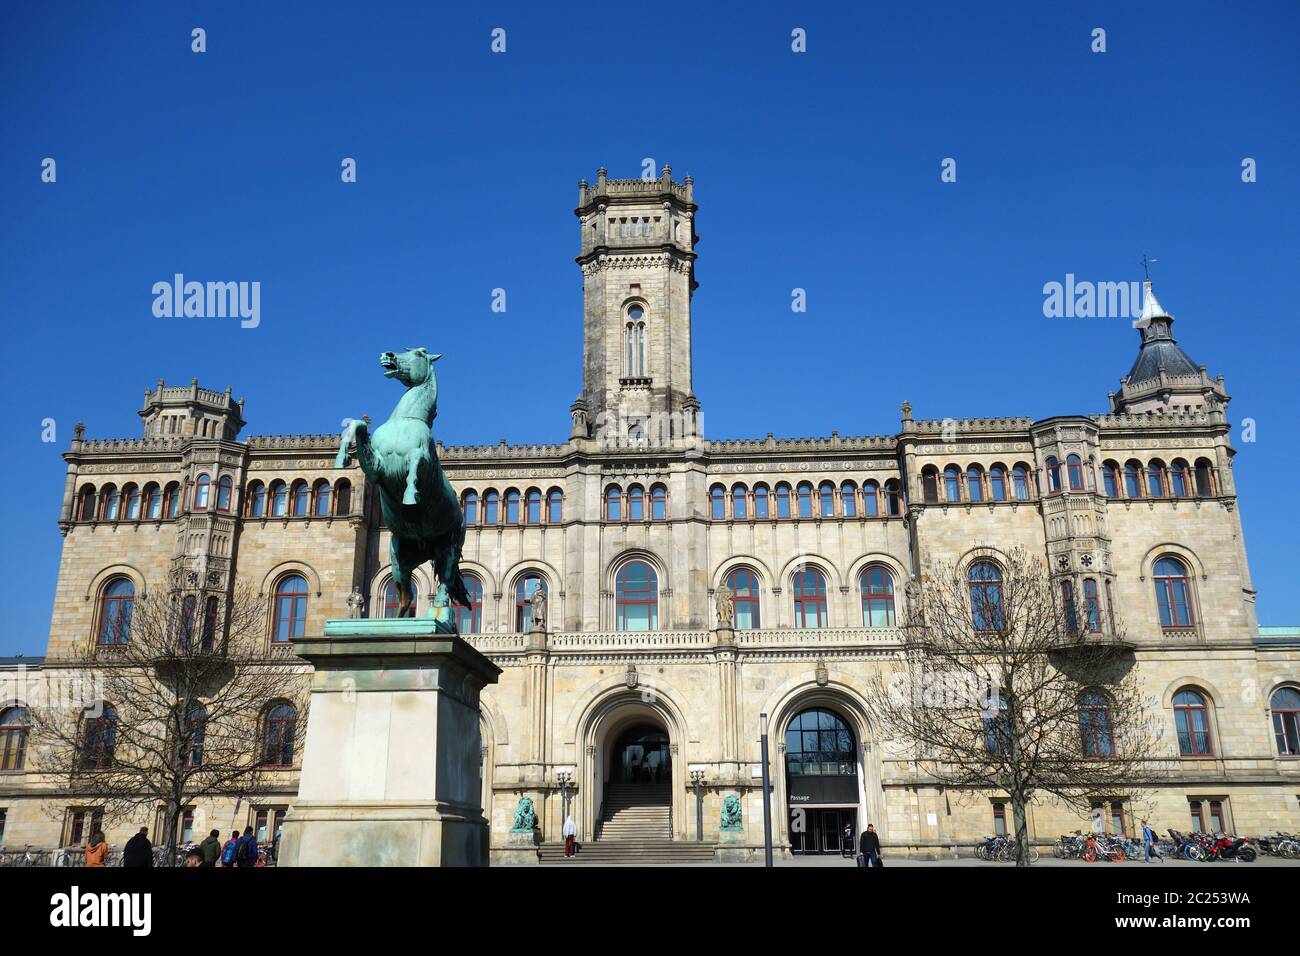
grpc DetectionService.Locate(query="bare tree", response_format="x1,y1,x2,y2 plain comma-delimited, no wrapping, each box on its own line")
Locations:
864,547,1167,866
32,573,308,865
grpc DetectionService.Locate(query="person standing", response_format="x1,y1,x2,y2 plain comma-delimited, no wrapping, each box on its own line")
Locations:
859,823,883,867
563,814,577,858
1141,819,1165,863
84,831,108,867
123,827,153,868
199,828,222,867
1090,806,1105,836
235,826,258,867
220,830,241,867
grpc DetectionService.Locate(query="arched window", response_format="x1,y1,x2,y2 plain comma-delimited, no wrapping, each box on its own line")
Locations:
101,484,120,521
461,491,478,525
1101,462,1118,498
1124,460,1143,498
840,481,857,517
796,482,814,518
983,688,1009,755
650,484,667,521
607,485,625,522
615,561,659,631
291,480,309,516
627,485,645,522
217,475,233,511
1269,687,1300,757
883,479,902,515
312,480,331,516
624,304,647,377
989,465,1007,502
730,484,747,520
98,578,135,646
784,708,856,777
1061,580,1078,635
1105,579,1117,633
164,482,181,518
80,704,118,770
1012,465,1031,501
180,703,207,768
1146,460,1166,498
1194,459,1215,496
1078,691,1114,757
334,479,352,516
1153,557,1193,628
123,485,140,520
526,488,543,524
726,568,761,629
708,485,725,520
860,566,896,627
1173,689,1212,756
382,579,418,618
862,480,880,517
78,484,96,521
774,483,792,518
454,573,483,634
792,568,828,629
483,490,499,525
270,481,288,517
922,467,939,503
179,594,198,647
247,482,266,517
751,484,768,519
262,703,297,768
272,574,308,643
201,595,219,651
1067,454,1084,491
514,574,547,632
143,483,162,519
1169,460,1189,497
548,488,564,523
819,482,836,517
968,562,1004,631
505,489,521,525
943,466,962,502
1083,579,1101,633
967,466,984,503
0,706,30,771
193,474,210,510
1045,457,1062,494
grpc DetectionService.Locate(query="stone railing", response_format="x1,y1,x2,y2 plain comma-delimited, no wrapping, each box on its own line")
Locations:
547,630,712,650
462,633,532,653
461,627,903,653
735,627,904,647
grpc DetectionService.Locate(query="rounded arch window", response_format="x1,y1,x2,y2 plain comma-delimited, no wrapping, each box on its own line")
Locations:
216,475,233,511
818,482,836,517
247,482,266,518
989,465,1007,501
625,305,647,376
0,705,31,771
382,579,418,618
1078,690,1114,757
548,488,564,523
966,466,984,502
98,577,135,646
1270,687,1300,757
708,485,725,521
943,466,962,502
334,479,352,516
1153,557,1193,628
774,483,792,518
1173,688,1212,756
1101,461,1119,498
272,574,309,642
627,485,645,521
650,484,667,521
270,481,288,517
883,479,902,515
514,573,548,632
1045,457,1061,493
454,573,483,634
1066,454,1084,491
607,485,624,522
526,488,543,524
860,566,896,627
730,484,747,520
101,485,120,521
1146,460,1167,498
792,568,828,628
725,568,761,629
483,490,499,525
262,702,297,767
312,480,331,516
862,480,880,517
123,484,141,520
80,704,118,769
1012,464,1031,501
968,561,1004,631
1169,460,1189,497
784,708,856,777
193,474,210,510
615,560,658,631
796,483,814,518
505,489,521,524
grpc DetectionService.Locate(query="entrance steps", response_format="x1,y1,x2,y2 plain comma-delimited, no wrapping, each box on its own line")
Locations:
538,841,716,864
536,782,715,863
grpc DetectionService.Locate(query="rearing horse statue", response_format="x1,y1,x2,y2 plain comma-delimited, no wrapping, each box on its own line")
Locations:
336,348,470,622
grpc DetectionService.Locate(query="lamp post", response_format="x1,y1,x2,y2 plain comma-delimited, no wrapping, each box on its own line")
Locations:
556,769,573,821
690,769,706,843
760,711,773,868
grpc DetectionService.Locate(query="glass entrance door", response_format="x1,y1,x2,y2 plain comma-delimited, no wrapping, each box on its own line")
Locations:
790,808,857,855
612,726,671,785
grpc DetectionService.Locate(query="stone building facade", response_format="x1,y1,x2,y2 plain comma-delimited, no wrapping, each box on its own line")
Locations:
2,169,1298,861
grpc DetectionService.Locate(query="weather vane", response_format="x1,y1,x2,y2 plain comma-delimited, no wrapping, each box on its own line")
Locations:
1140,254,1157,280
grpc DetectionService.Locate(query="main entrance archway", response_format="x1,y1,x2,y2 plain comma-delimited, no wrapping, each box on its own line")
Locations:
611,725,672,785
784,706,860,855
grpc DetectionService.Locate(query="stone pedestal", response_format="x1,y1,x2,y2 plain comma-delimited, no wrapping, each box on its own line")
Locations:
278,619,501,867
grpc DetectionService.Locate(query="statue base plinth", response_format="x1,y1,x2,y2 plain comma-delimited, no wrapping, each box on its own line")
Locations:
278,619,501,867
491,829,541,866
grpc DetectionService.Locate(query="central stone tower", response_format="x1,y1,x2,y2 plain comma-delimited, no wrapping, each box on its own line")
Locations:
572,166,700,446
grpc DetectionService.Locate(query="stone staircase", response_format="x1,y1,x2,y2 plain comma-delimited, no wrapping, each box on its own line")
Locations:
538,783,715,864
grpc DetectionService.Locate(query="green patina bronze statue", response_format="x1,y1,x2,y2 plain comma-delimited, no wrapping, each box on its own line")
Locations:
336,348,470,623
720,794,743,831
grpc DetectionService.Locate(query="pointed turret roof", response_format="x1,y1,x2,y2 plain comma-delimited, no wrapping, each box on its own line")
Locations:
1126,280,1200,384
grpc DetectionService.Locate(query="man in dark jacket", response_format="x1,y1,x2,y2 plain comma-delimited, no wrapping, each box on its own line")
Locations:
858,823,883,868
235,826,259,867
199,828,222,867
123,827,154,867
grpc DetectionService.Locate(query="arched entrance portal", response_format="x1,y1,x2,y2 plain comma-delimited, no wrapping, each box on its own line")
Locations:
596,719,673,841
784,706,861,855
611,725,672,785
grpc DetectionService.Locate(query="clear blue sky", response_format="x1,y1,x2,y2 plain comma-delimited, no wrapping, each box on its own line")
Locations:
2,1,1297,655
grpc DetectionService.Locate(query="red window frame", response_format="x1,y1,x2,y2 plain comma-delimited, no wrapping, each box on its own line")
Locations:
262,704,297,768
454,574,483,634
650,485,667,521
514,575,547,632
0,707,30,771
607,486,625,521
463,491,478,525
860,567,895,627
1154,558,1194,628
272,575,308,642
627,485,645,521
1083,579,1101,633
80,707,118,770
312,480,331,516
548,489,563,523
615,561,659,631
382,580,417,618
1174,690,1213,756
526,489,543,524
98,578,135,646
726,568,761,629
792,569,828,628
193,474,210,510
1067,455,1084,491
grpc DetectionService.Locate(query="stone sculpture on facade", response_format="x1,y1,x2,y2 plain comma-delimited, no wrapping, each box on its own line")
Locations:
720,794,743,831
529,585,547,632
715,583,734,626
345,586,365,619
336,348,471,626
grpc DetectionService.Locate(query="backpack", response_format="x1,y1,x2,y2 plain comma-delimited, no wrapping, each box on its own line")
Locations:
221,839,238,865
237,836,256,865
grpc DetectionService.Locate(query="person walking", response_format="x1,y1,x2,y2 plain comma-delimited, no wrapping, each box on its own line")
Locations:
122,827,153,868
563,814,577,858
858,823,883,868
1141,819,1165,863
220,830,241,867
235,826,259,867
84,831,108,867
842,822,854,859
199,828,222,867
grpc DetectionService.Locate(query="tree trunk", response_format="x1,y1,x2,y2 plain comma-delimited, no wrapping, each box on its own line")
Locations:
1012,790,1031,867
163,802,181,868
